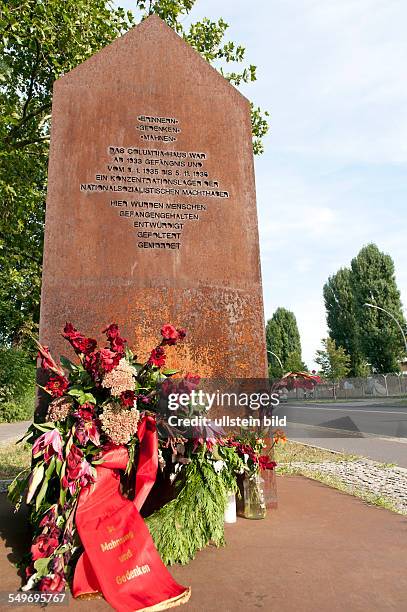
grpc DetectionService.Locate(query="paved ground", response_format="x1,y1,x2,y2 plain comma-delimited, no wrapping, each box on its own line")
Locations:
282,458,407,513
1,475,407,612
0,421,31,445
280,400,407,467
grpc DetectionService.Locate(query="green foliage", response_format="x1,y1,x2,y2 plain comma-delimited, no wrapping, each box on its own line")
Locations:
351,244,406,373
0,347,35,422
146,455,232,565
324,268,367,376
0,0,134,346
324,244,406,374
136,1,269,152
315,338,350,398
1,0,269,346
266,308,306,378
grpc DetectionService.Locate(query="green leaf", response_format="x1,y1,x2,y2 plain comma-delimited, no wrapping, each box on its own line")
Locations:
26,462,44,504
32,422,55,432
67,386,83,398
35,456,56,511
162,369,180,376
78,392,96,405
33,557,51,578
60,356,77,372
8,470,30,509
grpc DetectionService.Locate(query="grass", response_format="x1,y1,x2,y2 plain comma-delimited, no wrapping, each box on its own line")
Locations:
274,440,357,464
0,442,31,480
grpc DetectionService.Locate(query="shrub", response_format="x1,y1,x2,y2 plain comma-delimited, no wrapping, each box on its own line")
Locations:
0,347,36,422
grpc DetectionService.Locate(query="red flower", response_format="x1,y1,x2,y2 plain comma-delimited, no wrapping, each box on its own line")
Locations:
103,323,127,354
161,324,180,345
136,394,151,405
36,343,65,377
74,403,95,420
80,337,97,354
45,375,69,398
31,534,59,561
160,379,177,397
74,417,100,446
179,373,200,393
83,351,99,378
259,456,277,471
62,322,97,355
148,346,166,367
103,323,120,339
110,335,126,354
177,328,187,340
32,430,63,463
120,390,136,407
99,348,121,373
62,444,94,494
39,572,66,593
66,444,84,479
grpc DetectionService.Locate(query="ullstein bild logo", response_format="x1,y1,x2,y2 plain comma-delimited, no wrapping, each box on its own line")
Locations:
167,414,287,428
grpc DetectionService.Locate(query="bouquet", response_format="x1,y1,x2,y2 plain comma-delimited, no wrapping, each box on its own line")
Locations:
8,321,278,601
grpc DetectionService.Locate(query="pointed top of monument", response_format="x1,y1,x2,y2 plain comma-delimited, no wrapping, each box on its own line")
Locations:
56,14,248,105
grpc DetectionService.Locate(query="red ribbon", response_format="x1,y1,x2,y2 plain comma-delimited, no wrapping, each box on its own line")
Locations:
72,415,190,611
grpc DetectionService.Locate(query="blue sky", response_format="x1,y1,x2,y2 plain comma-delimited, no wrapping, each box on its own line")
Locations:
119,1,407,368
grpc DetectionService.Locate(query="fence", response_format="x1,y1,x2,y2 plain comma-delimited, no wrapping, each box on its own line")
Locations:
276,374,407,400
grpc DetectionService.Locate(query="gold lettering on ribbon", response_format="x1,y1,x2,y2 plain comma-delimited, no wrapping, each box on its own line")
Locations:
116,564,151,584
100,531,134,552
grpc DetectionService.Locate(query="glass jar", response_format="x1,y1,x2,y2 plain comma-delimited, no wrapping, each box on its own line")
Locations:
240,472,266,519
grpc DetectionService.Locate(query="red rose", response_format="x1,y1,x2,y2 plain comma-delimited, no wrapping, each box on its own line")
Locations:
120,390,136,407
148,346,166,368
45,375,69,398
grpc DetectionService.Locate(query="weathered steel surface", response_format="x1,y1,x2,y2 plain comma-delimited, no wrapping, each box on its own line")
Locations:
40,15,268,378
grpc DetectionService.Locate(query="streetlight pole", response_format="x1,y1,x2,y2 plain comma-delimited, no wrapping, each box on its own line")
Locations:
267,350,284,370
364,303,407,354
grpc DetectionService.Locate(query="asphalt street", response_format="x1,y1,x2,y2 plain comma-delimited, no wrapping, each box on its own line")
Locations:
278,400,407,467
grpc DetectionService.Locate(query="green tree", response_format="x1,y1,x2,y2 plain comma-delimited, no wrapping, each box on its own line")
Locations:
350,243,406,373
0,0,269,346
323,267,367,376
266,308,306,378
315,338,350,399
0,0,135,346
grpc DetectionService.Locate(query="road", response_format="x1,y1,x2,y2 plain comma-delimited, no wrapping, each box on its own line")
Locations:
276,400,407,467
